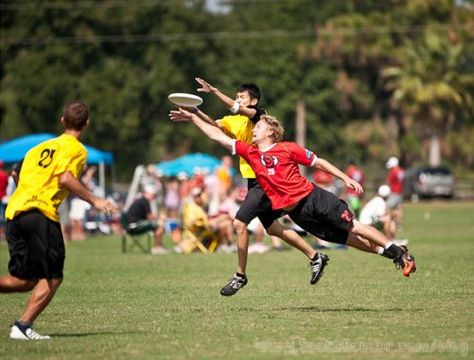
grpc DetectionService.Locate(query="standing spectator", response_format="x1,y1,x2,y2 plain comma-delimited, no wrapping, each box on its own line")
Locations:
385,156,405,225
345,160,365,218
164,177,180,219
0,161,9,239
0,161,8,200
312,168,336,194
216,155,233,200
0,101,116,340
123,185,167,255
68,166,96,241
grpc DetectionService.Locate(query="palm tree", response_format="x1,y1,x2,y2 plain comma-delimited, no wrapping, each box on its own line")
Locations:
382,30,474,166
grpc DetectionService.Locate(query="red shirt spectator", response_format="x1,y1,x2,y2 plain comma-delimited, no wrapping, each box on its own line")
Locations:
345,163,365,196
386,157,404,194
0,161,9,200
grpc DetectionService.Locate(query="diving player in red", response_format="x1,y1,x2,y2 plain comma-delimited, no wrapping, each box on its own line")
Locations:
170,109,417,281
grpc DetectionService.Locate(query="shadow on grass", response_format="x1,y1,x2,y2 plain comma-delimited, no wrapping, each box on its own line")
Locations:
275,306,422,312
49,330,145,338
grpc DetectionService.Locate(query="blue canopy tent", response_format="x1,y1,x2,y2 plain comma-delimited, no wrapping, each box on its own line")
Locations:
155,153,221,177
0,133,114,196
0,133,113,165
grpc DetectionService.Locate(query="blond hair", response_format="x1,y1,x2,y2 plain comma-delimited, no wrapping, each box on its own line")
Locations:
259,114,284,142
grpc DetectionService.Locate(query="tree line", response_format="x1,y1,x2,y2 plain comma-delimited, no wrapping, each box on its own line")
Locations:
1,0,473,179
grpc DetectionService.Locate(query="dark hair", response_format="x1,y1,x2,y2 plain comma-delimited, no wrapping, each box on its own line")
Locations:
62,101,89,130
238,83,261,102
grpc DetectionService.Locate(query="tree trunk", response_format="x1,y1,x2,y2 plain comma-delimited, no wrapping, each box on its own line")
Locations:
295,99,307,177
429,135,441,167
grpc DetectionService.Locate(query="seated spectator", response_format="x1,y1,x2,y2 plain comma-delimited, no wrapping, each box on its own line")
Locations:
181,187,234,252
359,185,407,246
123,184,167,255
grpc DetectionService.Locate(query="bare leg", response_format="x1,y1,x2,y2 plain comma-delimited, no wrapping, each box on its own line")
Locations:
233,219,249,274
153,226,165,247
0,275,37,293
266,221,316,259
346,232,380,253
269,235,282,248
383,219,397,240
351,220,390,248
19,278,62,324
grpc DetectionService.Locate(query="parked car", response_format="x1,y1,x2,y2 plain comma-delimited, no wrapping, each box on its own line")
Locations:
404,166,455,201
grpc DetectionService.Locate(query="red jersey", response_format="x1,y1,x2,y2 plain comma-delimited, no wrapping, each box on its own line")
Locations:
234,140,316,209
0,169,8,199
345,165,364,196
387,166,404,194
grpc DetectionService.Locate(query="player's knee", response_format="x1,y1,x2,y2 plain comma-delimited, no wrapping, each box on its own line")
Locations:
351,220,367,236
233,219,247,234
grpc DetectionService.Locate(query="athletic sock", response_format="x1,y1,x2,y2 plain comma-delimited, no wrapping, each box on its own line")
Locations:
235,272,246,279
381,241,404,259
311,253,319,262
15,320,32,330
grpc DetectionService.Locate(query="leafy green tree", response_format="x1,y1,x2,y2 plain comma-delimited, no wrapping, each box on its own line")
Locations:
382,29,474,165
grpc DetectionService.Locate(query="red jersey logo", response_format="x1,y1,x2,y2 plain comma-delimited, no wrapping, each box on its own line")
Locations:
260,154,278,168
341,209,354,223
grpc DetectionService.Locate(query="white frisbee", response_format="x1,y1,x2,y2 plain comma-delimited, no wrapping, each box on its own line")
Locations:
168,93,203,107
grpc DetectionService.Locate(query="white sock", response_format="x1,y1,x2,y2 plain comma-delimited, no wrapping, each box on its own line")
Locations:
384,241,394,250
377,247,385,255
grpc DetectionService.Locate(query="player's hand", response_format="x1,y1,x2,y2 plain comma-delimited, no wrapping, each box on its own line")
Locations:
345,179,364,195
94,198,118,216
169,108,194,122
195,77,217,93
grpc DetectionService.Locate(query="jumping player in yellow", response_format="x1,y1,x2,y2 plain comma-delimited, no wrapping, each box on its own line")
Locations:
0,101,117,340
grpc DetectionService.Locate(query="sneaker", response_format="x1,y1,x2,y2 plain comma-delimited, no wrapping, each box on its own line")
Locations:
248,242,270,254
310,253,329,285
220,273,248,296
393,251,417,277
10,321,50,340
151,246,169,255
173,245,183,254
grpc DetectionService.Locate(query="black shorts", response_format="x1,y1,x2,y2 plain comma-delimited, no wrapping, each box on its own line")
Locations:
6,210,65,280
235,179,283,229
288,186,354,244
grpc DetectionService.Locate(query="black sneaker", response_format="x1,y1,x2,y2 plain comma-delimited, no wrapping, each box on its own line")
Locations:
220,273,248,296
310,253,329,285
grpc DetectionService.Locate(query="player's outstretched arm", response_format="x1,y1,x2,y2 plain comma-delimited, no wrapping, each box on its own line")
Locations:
195,77,256,119
59,171,117,215
194,108,219,127
169,108,234,152
315,158,364,195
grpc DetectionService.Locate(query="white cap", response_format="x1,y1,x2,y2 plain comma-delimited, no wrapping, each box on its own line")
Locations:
177,172,188,180
378,185,391,198
386,156,399,169
191,187,203,197
143,184,157,195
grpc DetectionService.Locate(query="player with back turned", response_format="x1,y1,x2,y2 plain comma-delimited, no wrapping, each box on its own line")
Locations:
0,101,117,340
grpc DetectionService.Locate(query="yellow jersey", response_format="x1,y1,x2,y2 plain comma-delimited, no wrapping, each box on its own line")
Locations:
217,114,256,179
6,133,87,222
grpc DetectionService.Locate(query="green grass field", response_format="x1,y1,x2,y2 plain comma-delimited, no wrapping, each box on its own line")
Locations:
1,201,473,359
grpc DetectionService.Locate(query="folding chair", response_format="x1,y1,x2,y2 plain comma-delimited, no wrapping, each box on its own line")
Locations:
181,227,219,254
120,214,153,254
